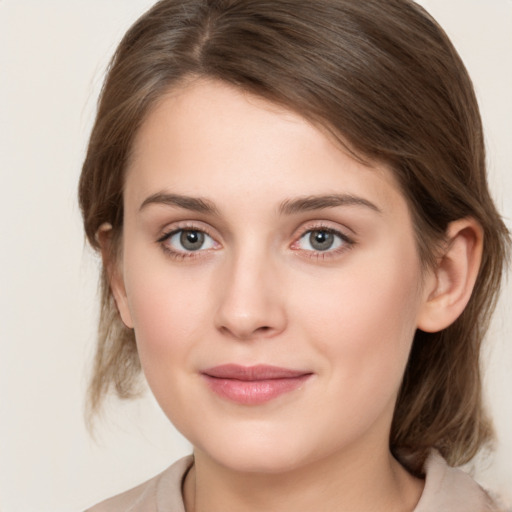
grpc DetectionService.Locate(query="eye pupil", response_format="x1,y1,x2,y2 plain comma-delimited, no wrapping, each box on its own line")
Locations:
309,230,334,251
180,230,205,251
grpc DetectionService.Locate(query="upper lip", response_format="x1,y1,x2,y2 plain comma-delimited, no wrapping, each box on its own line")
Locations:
203,364,311,381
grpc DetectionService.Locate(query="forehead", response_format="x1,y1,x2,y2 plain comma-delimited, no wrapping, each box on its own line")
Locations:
125,79,406,217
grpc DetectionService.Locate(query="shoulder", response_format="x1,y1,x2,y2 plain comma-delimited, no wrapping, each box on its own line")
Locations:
85,456,193,512
414,451,502,512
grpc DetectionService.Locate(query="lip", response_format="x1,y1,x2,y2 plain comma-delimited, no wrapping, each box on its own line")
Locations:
202,364,313,405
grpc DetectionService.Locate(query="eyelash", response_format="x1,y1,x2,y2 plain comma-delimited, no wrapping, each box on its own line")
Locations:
156,223,219,260
156,223,355,261
291,225,355,260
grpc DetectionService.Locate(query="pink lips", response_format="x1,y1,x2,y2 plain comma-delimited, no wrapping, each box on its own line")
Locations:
202,364,312,405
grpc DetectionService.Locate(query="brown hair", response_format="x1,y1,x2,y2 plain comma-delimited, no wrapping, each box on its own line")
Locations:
79,0,510,474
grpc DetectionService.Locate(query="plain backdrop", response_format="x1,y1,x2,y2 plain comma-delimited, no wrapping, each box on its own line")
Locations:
0,1,511,511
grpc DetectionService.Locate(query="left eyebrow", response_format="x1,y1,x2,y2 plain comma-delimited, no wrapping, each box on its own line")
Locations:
279,194,382,215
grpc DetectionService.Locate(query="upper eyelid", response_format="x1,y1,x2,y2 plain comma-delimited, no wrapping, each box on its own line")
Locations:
295,216,358,236
155,219,355,244
295,228,353,246
157,221,217,240
298,225,346,236
294,221,355,240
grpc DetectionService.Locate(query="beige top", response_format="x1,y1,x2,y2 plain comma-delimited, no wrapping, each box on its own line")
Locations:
86,451,500,512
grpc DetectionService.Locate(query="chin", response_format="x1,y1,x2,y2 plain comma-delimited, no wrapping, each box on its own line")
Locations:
210,447,310,475
192,424,323,475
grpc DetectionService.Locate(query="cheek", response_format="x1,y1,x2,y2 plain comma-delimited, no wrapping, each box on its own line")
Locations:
122,248,211,364
294,247,422,394
123,261,211,429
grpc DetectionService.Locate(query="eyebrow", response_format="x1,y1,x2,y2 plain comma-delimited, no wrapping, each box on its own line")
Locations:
139,192,381,216
279,194,382,215
139,192,220,215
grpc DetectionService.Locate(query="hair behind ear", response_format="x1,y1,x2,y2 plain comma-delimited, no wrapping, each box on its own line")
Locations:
391,215,508,475
85,225,142,428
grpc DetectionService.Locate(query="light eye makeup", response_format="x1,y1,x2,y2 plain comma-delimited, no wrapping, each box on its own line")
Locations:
157,224,221,260
155,221,355,261
290,225,355,260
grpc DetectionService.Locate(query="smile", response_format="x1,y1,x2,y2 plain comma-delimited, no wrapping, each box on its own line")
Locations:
202,364,313,405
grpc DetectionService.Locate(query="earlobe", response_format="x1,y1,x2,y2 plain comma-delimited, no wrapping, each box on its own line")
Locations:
96,223,134,329
417,218,483,333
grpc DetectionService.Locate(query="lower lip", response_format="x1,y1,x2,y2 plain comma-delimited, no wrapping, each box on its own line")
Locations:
203,375,311,405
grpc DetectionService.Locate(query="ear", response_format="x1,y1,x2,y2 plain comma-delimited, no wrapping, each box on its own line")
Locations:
417,218,483,333
96,223,134,329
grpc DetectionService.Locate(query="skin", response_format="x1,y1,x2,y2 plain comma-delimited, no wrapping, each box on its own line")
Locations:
105,79,483,512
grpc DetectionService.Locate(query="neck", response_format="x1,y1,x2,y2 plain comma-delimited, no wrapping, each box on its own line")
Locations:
183,444,423,512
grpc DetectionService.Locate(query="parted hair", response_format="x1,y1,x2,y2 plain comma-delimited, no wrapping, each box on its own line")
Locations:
79,0,510,475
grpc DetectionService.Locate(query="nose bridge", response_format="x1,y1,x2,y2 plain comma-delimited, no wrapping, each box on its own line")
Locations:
214,241,286,340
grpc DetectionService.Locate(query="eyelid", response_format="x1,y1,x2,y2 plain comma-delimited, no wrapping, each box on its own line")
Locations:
293,220,355,242
154,219,355,260
290,221,356,257
156,219,218,241
156,221,221,259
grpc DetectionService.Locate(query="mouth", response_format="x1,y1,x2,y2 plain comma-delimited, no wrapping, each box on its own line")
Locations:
201,364,313,405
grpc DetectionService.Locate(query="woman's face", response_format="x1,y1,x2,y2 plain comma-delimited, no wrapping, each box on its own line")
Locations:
115,79,431,473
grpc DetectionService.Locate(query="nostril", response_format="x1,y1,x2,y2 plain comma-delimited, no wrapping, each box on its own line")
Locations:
254,326,272,334
219,323,275,340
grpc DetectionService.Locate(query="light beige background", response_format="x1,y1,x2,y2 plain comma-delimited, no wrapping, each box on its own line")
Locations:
0,1,510,511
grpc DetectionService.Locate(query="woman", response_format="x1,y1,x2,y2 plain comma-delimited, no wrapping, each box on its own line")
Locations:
80,0,510,510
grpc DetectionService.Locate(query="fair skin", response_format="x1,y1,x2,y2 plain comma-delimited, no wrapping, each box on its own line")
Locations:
102,79,482,512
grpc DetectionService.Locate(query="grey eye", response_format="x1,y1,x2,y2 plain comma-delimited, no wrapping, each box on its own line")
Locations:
297,229,345,252
165,229,216,253
180,230,205,251
309,231,335,251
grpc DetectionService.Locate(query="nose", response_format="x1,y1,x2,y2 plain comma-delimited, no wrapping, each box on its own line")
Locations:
214,248,287,341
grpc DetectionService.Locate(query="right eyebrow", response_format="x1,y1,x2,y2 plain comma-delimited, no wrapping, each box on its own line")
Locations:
139,192,220,216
